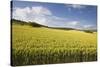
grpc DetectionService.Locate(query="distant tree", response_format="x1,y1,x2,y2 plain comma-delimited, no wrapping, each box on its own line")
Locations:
12,19,28,25
29,22,42,27
84,30,93,33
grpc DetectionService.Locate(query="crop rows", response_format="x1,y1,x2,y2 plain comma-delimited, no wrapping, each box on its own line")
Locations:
12,24,97,66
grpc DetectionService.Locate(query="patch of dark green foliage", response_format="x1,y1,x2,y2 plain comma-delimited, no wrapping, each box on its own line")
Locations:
83,30,94,33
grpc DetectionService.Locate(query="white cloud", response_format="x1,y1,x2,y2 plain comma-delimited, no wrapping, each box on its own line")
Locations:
65,4,86,14
13,6,52,24
83,25,97,30
31,6,52,15
83,25,93,28
64,21,81,29
13,7,30,21
68,21,79,26
66,4,86,9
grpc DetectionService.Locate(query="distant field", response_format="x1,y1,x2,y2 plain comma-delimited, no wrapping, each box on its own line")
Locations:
12,23,97,66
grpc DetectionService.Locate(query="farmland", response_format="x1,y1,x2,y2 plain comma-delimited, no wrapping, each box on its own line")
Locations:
12,20,97,66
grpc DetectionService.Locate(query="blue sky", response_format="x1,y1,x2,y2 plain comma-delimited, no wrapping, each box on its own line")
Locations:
12,1,97,30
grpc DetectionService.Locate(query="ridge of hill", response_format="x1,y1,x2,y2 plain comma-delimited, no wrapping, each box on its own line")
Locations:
11,19,97,33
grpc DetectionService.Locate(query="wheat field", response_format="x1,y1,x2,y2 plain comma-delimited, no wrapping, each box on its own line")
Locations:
12,24,97,66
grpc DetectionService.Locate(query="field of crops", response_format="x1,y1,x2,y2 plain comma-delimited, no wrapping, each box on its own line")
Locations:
12,23,97,66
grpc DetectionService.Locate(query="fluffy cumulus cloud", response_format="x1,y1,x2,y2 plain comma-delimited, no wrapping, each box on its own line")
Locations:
12,6,96,29
31,6,52,15
13,6,52,25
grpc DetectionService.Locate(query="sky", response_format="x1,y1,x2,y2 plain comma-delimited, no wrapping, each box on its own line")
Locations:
11,1,97,30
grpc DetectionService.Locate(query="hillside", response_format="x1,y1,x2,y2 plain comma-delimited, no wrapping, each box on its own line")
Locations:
11,19,76,30
12,21,97,65
11,19,97,33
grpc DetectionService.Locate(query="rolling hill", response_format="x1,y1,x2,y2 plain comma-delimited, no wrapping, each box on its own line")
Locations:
11,19,97,33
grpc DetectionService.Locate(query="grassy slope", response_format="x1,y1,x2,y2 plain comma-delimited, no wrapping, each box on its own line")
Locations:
12,24,97,66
